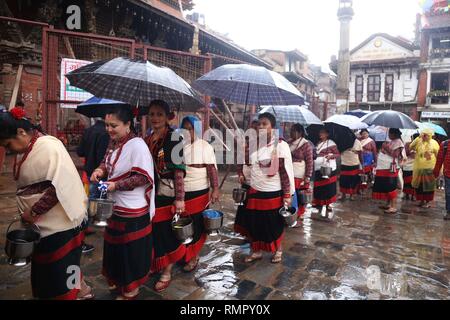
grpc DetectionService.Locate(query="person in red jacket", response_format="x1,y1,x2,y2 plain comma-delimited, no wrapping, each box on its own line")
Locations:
433,139,450,221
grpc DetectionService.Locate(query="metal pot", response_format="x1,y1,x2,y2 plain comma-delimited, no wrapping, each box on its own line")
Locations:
203,209,224,236
360,174,369,185
4,220,41,267
320,166,332,178
232,188,247,205
88,198,115,227
171,215,194,245
299,191,313,205
279,207,298,228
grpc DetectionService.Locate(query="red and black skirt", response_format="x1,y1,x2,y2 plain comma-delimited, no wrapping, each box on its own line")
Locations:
339,165,361,195
402,170,415,196
313,170,337,206
183,188,210,263
102,213,153,295
151,195,186,272
243,188,284,253
415,185,435,201
234,183,250,237
295,178,310,216
31,222,86,300
372,169,398,201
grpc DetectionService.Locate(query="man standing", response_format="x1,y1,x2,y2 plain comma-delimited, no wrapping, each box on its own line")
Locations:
77,117,110,252
433,139,450,221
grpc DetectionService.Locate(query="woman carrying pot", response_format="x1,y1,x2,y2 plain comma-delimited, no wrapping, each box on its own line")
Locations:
145,100,186,292
91,106,154,300
235,120,258,237
242,113,294,264
0,108,91,300
358,129,378,191
289,124,314,220
180,115,219,272
339,138,363,201
313,128,340,217
372,128,405,214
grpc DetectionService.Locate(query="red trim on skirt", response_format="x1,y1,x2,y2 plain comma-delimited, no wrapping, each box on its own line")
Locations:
104,224,153,245
184,193,210,216
152,244,186,272
341,168,362,176
314,175,338,187
184,233,207,262
251,232,284,253
372,190,397,201
102,268,151,294
375,170,398,178
152,205,173,223
32,232,85,264
340,187,358,195
363,166,373,174
313,196,337,206
53,288,79,300
246,195,283,211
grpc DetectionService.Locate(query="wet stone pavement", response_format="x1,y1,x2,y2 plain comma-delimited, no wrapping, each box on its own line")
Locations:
0,164,449,300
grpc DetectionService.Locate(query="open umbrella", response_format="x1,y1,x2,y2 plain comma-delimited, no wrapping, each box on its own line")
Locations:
415,121,447,137
345,109,371,118
65,57,204,111
324,114,368,130
307,123,356,153
193,64,305,106
259,105,322,126
361,110,418,129
75,96,130,118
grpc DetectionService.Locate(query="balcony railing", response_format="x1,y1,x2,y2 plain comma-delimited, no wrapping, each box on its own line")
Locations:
430,48,450,59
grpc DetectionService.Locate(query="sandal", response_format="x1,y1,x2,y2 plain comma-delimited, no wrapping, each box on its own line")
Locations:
244,253,263,263
154,276,171,292
77,286,95,300
384,208,398,214
116,292,139,300
183,257,200,273
271,251,283,264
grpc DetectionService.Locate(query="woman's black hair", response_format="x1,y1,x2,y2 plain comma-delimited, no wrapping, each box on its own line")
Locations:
106,106,136,133
360,129,369,134
389,128,402,139
0,112,35,140
149,99,171,115
258,112,276,128
319,127,330,135
292,123,306,137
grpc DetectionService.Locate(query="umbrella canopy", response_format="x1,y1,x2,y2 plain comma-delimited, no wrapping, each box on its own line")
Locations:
324,114,368,130
415,121,448,137
369,126,388,142
361,110,418,129
75,96,130,118
193,64,305,106
259,105,322,126
307,123,356,153
345,109,371,118
65,57,204,111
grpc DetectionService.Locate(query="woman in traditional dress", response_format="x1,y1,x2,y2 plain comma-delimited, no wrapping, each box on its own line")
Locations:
145,100,186,292
359,129,378,191
180,115,219,272
91,106,154,300
409,128,440,208
235,120,258,237
402,133,419,200
243,113,294,264
339,138,363,201
372,128,405,214
313,129,340,217
289,124,314,220
0,108,91,300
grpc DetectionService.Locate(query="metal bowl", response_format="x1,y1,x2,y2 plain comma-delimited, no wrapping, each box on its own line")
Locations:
4,220,41,267
299,191,313,205
89,198,115,227
203,210,224,236
360,174,369,185
279,207,298,228
232,188,247,205
320,166,332,178
172,216,194,245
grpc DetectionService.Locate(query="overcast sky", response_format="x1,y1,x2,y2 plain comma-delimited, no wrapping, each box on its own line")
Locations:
189,0,422,72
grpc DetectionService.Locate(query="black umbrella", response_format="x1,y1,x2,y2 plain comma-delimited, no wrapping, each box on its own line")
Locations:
307,123,356,153
361,110,418,129
75,96,131,118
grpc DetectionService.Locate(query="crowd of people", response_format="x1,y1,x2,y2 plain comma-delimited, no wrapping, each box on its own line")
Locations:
1,103,449,300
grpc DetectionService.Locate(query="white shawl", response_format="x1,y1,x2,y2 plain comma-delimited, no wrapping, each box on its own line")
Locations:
290,138,308,179
16,136,87,237
107,138,155,220
183,139,217,192
250,139,295,195
314,140,337,171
